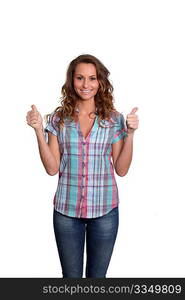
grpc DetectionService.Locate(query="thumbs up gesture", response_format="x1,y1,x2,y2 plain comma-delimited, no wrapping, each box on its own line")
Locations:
26,104,43,131
126,107,139,134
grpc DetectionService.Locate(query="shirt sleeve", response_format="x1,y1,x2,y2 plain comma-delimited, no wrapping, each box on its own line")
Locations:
112,113,128,144
44,112,60,142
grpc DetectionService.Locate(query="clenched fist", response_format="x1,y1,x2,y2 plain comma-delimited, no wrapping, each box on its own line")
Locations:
26,104,43,131
126,107,139,134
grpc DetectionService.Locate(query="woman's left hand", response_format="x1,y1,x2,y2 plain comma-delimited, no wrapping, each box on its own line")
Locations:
126,107,139,134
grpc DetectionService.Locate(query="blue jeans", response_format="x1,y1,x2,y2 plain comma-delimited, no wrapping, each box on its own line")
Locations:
53,206,119,278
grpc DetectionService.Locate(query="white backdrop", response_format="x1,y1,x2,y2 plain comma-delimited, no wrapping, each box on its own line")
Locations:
0,0,185,277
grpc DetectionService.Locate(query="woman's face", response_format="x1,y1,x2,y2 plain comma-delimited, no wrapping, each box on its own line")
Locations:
73,63,99,101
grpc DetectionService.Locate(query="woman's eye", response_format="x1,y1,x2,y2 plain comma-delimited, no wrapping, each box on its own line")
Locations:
76,77,96,80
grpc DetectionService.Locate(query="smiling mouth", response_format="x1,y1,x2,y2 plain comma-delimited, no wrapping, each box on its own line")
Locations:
80,90,92,93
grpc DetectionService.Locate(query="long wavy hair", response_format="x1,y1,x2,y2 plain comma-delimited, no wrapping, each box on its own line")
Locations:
44,54,119,129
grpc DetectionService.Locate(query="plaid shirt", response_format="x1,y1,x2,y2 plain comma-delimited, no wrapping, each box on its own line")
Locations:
44,110,128,218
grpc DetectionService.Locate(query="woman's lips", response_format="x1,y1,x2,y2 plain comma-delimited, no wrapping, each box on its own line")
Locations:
80,89,92,94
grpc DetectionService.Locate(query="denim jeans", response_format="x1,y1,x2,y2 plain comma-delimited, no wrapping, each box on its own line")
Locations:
53,206,119,278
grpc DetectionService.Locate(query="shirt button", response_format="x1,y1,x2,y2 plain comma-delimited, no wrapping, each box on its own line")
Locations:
82,174,85,177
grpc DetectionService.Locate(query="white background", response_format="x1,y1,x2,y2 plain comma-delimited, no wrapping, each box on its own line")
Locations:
0,0,185,277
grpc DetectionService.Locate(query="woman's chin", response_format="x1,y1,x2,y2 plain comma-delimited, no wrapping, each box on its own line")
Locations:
78,95,94,101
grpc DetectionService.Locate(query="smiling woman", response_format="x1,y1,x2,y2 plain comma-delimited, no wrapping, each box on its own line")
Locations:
44,54,118,128
26,53,139,278
73,63,99,102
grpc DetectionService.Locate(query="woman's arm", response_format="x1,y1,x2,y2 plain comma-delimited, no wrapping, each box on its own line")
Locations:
112,107,139,176
26,104,60,175
112,132,134,177
34,128,60,176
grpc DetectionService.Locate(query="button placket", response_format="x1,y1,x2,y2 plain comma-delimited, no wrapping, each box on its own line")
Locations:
81,141,86,200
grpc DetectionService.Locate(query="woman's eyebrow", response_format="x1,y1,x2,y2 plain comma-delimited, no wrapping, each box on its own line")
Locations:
75,74,96,76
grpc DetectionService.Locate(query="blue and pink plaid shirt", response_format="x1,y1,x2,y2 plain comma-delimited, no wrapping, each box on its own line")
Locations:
44,110,128,218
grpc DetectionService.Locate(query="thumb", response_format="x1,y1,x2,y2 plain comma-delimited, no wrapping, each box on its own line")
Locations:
31,104,38,112
130,107,138,114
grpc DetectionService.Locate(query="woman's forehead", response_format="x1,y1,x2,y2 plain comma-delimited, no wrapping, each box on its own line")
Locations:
74,63,97,75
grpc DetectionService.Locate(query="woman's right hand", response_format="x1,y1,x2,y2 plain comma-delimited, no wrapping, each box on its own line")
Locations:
26,104,43,131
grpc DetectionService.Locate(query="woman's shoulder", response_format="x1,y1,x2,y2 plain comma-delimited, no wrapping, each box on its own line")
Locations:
44,110,61,132
98,110,120,127
109,110,123,122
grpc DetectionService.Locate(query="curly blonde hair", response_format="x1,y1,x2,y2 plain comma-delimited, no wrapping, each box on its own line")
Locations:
44,54,119,129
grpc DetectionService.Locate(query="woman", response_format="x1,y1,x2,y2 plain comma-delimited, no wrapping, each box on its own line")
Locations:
26,54,139,278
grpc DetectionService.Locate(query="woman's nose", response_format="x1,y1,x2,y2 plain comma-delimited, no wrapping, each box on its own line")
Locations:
82,79,89,88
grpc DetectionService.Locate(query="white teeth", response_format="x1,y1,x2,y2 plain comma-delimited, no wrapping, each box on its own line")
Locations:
81,90,91,93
